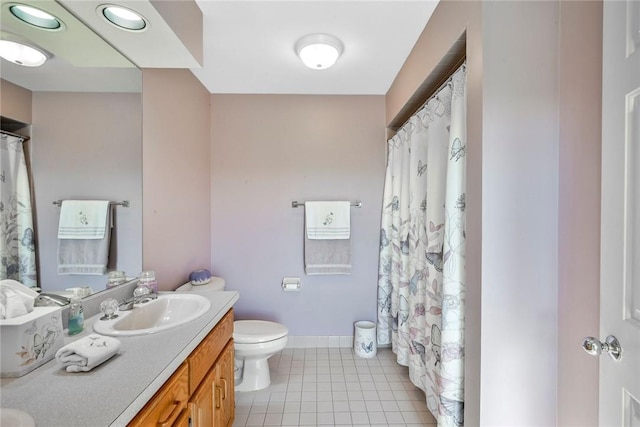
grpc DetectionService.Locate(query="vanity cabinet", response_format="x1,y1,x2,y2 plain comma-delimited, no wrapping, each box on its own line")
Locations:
128,309,235,427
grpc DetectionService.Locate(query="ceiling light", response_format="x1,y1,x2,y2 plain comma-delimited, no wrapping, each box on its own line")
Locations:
8,4,64,30
98,5,147,31
295,34,343,70
0,40,47,67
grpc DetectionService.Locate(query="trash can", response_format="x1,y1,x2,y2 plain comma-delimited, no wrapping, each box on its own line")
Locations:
354,321,377,358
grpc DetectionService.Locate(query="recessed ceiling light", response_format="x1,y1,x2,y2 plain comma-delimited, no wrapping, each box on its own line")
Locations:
98,5,148,32
295,34,344,70
0,40,48,67
8,4,64,31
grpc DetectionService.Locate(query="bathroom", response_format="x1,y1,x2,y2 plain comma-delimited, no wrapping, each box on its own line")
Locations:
0,0,614,426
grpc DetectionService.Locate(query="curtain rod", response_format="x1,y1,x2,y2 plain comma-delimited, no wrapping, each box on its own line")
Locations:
415,61,466,117
394,59,467,133
1,130,30,141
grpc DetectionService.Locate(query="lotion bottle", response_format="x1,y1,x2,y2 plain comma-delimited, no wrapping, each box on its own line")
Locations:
68,291,84,335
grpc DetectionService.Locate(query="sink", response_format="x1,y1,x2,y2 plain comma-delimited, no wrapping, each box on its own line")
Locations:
93,293,211,336
0,408,35,427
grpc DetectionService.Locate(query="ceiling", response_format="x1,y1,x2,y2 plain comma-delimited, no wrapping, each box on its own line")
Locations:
191,1,439,95
0,0,438,95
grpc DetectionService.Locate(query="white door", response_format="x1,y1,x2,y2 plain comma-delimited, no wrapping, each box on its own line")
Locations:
599,0,640,424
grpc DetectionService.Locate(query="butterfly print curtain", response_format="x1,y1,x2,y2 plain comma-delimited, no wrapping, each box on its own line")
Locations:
377,65,466,426
0,133,37,287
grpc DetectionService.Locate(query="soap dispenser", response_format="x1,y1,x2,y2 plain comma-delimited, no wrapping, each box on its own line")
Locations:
68,290,84,336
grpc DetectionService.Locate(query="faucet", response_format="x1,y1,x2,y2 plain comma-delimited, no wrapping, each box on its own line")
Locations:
35,293,71,307
118,285,158,311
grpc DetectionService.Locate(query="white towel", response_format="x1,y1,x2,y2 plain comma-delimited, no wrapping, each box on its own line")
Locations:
305,201,351,239
55,334,120,372
57,201,112,275
0,279,37,319
58,200,110,239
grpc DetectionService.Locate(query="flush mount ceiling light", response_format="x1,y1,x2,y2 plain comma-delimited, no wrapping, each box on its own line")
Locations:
295,34,343,70
0,40,48,67
98,4,148,32
8,3,64,31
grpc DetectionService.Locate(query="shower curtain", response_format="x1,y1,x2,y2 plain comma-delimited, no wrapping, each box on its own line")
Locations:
0,133,37,288
377,65,466,427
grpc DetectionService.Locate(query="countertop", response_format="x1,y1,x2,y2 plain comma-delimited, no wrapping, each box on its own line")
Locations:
0,289,239,426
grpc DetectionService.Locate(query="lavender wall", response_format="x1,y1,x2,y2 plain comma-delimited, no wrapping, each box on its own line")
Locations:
142,69,212,290
210,94,386,335
31,92,142,292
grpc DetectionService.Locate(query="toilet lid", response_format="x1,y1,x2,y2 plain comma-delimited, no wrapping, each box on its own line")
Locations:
233,320,288,344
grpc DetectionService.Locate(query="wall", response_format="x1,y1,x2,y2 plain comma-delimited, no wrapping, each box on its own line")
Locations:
142,69,211,290
31,92,142,292
1,79,32,124
557,1,602,425
482,2,559,425
387,0,602,425
210,94,386,335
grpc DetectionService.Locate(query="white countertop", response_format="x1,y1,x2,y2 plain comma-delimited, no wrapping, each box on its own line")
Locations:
0,289,239,427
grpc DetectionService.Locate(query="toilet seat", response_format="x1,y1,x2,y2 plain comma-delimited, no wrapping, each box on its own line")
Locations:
234,320,288,344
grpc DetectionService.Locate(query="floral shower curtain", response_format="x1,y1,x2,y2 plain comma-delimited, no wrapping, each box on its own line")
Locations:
377,65,466,426
0,133,37,288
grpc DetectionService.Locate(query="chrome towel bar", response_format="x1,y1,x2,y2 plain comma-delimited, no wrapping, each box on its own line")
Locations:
291,200,361,208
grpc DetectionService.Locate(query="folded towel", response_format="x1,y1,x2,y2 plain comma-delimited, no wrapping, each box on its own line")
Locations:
0,279,37,319
304,230,352,275
305,201,351,240
57,204,112,275
58,200,110,239
55,334,120,372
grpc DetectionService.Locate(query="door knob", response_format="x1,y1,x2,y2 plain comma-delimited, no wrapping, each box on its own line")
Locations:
581,335,622,361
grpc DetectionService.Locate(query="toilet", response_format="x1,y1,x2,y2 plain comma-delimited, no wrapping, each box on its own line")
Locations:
177,277,288,392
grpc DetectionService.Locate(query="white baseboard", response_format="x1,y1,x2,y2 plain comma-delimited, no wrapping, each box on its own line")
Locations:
285,336,353,348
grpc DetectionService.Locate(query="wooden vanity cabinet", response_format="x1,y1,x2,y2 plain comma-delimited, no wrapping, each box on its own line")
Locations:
128,309,235,427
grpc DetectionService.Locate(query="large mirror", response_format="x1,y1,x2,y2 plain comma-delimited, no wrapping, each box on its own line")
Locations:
0,0,142,295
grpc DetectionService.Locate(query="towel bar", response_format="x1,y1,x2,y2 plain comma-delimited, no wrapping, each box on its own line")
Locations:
291,200,361,208
53,200,130,208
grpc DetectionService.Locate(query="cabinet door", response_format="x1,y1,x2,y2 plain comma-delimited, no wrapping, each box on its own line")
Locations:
172,409,190,427
216,341,235,427
189,367,216,427
128,363,189,427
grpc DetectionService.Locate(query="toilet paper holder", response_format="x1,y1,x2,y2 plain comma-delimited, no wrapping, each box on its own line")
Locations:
282,277,301,291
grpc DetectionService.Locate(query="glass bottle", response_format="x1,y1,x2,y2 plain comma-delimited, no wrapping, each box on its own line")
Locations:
139,270,158,293
68,296,84,335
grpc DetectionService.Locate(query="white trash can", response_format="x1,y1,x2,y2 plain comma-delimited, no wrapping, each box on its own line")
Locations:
354,321,377,358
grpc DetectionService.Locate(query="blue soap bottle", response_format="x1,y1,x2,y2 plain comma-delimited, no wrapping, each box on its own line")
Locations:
68,295,84,335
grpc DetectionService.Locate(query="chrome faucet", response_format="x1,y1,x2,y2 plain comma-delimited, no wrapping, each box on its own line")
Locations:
34,293,71,307
118,286,157,311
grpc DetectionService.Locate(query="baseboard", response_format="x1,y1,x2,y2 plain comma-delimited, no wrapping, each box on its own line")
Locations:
285,336,353,348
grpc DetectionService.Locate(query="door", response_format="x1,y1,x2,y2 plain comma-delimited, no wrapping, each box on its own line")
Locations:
600,0,640,424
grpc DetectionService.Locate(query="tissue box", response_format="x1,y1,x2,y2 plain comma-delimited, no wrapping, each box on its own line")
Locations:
1,306,64,377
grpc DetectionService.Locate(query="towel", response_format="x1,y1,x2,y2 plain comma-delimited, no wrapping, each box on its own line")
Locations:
304,223,352,275
58,200,110,239
0,279,37,319
305,201,351,239
55,334,120,372
57,201,112,275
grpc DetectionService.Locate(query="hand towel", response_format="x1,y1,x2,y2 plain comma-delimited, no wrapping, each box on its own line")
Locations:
55,334,120,372
0,279,37,319
304,223,352,275
305,201,351,239
58,200,110,239
57,201,112,275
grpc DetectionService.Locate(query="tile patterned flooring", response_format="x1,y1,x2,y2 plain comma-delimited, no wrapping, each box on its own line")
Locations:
233,347,437,426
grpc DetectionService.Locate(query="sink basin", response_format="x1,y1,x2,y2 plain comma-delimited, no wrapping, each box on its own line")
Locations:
0,408,35,427
93,293,211,336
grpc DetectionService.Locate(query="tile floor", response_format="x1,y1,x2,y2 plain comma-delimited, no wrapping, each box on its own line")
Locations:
233,347,437,426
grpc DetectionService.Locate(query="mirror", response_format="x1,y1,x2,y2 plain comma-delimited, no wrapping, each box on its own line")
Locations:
0,0,142,295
